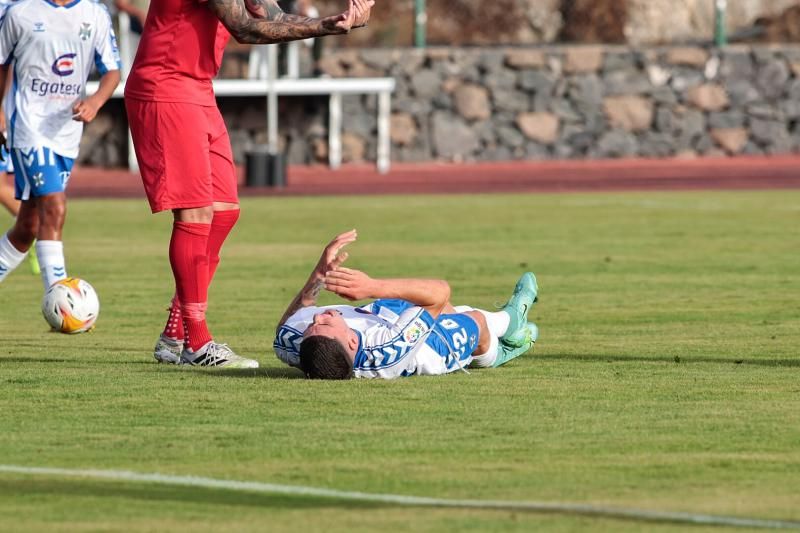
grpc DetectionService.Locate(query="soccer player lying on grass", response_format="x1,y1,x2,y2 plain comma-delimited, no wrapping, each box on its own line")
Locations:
274,230,540,380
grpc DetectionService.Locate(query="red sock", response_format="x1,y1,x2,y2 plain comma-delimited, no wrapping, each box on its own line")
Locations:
169,221,212,351
162,295,184,341
207,209,240,284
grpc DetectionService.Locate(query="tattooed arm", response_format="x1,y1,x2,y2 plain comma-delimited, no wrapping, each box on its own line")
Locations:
276,230,357,334
209,0,374,45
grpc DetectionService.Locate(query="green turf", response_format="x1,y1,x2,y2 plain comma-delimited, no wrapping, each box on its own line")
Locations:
1,190,798,532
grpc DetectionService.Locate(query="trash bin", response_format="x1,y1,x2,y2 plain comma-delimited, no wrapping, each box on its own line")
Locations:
245,146,285,188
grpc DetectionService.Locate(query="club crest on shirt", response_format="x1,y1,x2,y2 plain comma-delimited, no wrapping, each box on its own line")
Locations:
33,22,45,32
79,22,92,41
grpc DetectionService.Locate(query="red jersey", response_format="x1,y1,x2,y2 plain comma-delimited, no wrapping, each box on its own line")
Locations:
125,0,231,105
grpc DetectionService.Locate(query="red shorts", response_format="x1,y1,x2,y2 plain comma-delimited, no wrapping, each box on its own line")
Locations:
125,99,238,213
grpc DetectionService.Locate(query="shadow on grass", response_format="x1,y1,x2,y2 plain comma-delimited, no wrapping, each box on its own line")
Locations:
538,353,800,367
184,366,305,379
0,357,70,364
0,478,376,511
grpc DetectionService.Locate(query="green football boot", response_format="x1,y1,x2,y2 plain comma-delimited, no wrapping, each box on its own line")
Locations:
493,322,538,368
500,272,538,345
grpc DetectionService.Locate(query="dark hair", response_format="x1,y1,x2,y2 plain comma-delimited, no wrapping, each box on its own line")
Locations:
299,335,354,380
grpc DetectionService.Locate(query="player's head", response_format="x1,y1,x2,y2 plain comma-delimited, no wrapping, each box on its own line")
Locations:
299,335,354,380
300,309,358,380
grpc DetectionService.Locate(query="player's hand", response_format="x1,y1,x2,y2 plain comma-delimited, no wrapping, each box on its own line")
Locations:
324,266,375,301
322,0,374,34
72,98,101,123
314,229,357,279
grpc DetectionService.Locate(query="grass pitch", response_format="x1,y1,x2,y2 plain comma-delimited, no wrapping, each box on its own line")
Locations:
1,190,798,532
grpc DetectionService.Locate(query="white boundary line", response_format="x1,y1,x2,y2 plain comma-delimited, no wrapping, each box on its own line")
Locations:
2,465,799,530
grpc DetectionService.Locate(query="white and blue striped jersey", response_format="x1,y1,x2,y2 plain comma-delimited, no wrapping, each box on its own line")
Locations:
274,299,474,379
0,0,121,158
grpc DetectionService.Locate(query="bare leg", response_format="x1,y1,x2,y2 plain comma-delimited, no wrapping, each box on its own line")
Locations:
7,198,39,252
35,193,66,241
465,310,492,355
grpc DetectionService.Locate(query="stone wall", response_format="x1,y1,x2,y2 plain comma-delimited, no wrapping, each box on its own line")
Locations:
79,44,800,167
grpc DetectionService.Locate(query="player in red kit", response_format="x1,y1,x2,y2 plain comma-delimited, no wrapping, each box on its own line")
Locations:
125,0,374,368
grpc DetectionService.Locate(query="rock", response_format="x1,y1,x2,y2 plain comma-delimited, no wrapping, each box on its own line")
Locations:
492,88,531,113
781,100,800,120
718,51,754,81
726,80,760,106
756,59,790,100
519,70,555,94
454,84,491,120
669,68,704,92
746,103,783,120
685,84,729,111
431,112,480,161
639,132,675,157
525,142,549,159
707,111,746,129
390,113,417,146
710,128,748,154
593,130,638,158
750,119,790,146
602,69,653,95
603,51,637,72
505,49,546,69
666,47,709,68
564,46,604,74
496,125,526,148
441,77,460,94
603,95,654,131
410,69,441,99
516,112,560,144
483,69,518,91
426,48,451,62
568,75,604,115
342,133,366,163
550,99,582,122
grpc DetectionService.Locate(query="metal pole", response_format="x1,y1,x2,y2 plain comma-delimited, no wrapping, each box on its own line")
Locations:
267,44,279,154
714,0,727,47
414,0,427,48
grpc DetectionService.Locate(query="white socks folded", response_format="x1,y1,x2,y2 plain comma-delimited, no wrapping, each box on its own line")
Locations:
36,240,67,290
0,232,27,283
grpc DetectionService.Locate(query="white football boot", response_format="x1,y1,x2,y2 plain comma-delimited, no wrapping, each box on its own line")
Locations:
180,341,259,369
154,335,183,364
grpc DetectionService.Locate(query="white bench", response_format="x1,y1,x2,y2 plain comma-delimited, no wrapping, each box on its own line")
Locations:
86,76,396,174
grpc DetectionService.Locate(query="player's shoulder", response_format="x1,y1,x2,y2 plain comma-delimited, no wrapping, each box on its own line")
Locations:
83,0,113,17
1,0,32,16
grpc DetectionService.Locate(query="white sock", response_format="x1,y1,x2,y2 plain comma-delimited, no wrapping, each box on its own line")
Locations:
36,240,67,290
476,309,511,337
470,334,499,368
0,232,27,283
454,305,511,337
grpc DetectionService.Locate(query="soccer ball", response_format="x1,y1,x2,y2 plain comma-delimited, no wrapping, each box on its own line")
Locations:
41,277,100,334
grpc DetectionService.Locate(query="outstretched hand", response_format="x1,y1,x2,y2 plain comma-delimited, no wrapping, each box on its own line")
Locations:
324,266,375,301
314,229,357,279
322,0,374,34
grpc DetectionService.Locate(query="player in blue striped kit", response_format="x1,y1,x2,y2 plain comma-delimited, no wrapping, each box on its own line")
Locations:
274,230,539,380
0,0,120,290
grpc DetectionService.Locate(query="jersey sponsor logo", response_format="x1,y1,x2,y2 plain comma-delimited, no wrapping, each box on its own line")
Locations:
33,22,45,32
52,53,77,77
79,22,92,41
30,78,83,98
